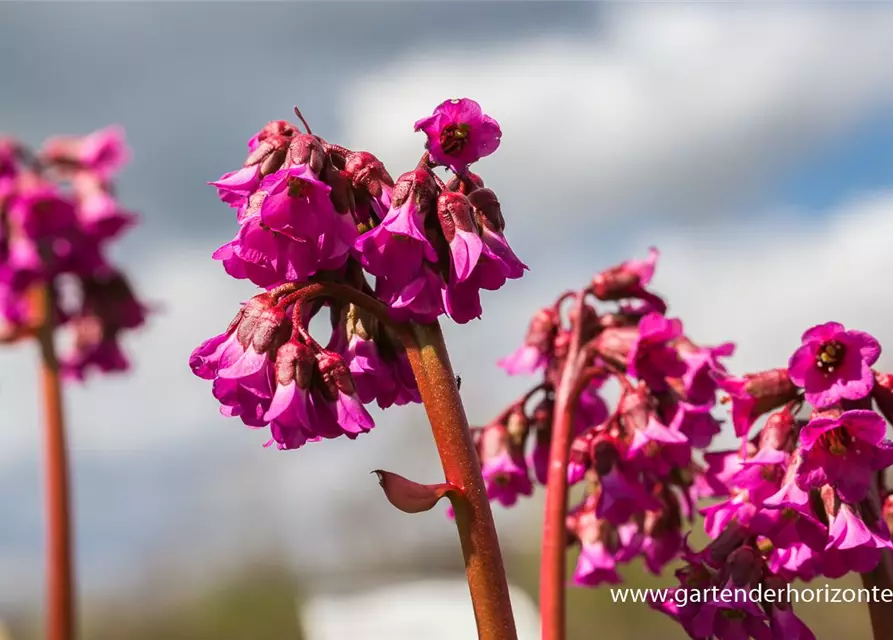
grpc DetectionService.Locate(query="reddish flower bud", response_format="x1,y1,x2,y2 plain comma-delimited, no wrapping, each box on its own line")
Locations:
317,351,356,398
467,187,505,232
446,170,485,195
758,406,797,452
274,339,316,388
592,326,638,367
344,151,393,198
591,248,658,301
717,368,800,437
617,382,650,433
872,371,893,425
235,294,275,348
436,190,478,242
245,135,290,174
286,133,327,176
321,159,355,215
391,167,438,212
250,305,290,355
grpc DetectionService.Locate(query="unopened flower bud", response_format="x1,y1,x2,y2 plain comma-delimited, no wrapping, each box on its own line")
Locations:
317,351,356,398
467,187,504,232
287,133,327,176
391,168,438,212
758,406,797,452
246,134,291,175
236,294,274,347
322,160,355,215
251,305,290,355
872,371,893,425
274,340,316,388
436,190,478,242
344,151,393,198
591,248,658,301
592,326,638,366
446,171,485,195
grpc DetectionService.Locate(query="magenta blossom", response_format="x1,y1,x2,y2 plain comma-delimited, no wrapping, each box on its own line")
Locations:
477,422,533,507
346,333,420,409
821,503,893,578
627,312,686,391
414,98,501,173
796,409,893,503
788,322,880,408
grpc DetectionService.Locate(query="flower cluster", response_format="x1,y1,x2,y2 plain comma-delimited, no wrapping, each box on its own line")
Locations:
193,99,524,449
483,248,734,584
209,99,524,325
0,128,147,379
487,248,893,639
657,322,893,639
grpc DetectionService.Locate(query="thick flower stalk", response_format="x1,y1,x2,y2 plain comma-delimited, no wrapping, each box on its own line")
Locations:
0,128,148,640
485,249,893,639
191,99,524,639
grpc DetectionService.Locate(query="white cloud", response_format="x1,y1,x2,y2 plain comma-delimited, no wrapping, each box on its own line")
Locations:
339,6,893,234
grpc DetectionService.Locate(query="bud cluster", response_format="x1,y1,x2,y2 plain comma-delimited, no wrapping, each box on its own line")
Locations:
0,128,147,379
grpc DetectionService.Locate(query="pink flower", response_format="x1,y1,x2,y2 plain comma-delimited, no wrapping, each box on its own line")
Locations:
210,165,261,211
669,401,722,449
627,417,692,476
627,312,685,391
189,297,286,427
796,409,893,503
78,126,129,178
788,322,880,408
414,98,501,173
715,369,799,438
478,422,533,507
821,503,893,578
214,166,357,289
345,333,420,409
265,345,374,450
678,340,735,406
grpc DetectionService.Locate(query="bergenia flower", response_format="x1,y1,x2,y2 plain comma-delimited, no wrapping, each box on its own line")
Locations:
477,422,533,507
796,409,893,503
414,98,501,173
788,322,880,408
627,312,685,391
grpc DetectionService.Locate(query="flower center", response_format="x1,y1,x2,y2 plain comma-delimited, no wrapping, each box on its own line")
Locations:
440,123,471,156
820,428,850,456
492,473,510,486
816,340,845,373
287,177,313,198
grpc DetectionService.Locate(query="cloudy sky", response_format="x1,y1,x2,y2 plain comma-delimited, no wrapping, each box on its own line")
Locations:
2,1,893,612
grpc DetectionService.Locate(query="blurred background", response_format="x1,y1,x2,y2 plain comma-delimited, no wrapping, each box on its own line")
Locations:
2,2,893,638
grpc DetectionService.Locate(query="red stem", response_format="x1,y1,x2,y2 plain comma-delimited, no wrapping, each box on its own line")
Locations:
540,293,587,640
403,322,518,640
35,285,76,640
